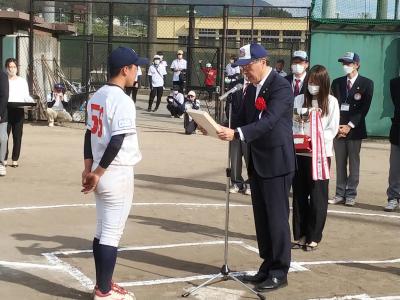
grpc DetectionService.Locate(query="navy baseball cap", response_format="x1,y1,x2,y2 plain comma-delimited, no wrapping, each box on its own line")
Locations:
232,43,269,66
108,47,148,69
338,52,360,63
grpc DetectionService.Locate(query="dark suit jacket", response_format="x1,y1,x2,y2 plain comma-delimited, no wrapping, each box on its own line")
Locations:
331,75,374,140
390,77,400,145
0,71,9,124
232,70,295,178
284,74,306,96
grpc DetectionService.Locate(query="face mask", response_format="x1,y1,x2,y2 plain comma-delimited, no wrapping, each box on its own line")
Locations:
230,60,234,64
308,84,320,95
173,90,179,95
343,65,354,75
154,59,160,65
178,55,183,59
7,69,17,76
291,64,305,75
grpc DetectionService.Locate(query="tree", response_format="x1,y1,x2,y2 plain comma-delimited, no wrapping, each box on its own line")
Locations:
258,7,293,18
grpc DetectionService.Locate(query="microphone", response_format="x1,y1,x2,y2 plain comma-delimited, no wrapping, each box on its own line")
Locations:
218,83,243,101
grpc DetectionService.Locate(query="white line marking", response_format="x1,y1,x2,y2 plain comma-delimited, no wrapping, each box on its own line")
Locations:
327,209,400,220
0,260,63,270
308,294,400,300
298,257,400,266
42,253,94,290
51,240,244,255
0,203,249,212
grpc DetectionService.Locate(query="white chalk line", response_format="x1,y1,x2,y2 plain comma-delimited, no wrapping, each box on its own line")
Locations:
1,203,399,222
308,294,400,300
0,260,64,271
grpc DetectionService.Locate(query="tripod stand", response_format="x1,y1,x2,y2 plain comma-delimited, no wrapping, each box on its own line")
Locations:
182,95,265,300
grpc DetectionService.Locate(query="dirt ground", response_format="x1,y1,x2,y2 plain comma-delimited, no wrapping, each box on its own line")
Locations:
0,95,399,300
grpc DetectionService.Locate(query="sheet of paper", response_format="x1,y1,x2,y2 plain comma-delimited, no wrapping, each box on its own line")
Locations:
186,109,221,138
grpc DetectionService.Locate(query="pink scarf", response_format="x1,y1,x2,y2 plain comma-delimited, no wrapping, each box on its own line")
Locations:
310,109,330,180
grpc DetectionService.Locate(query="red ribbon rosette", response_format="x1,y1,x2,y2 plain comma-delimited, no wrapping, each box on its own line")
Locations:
255,96,267,111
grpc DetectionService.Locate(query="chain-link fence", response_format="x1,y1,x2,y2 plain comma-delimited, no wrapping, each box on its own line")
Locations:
19,1,310,122
312,0,400,21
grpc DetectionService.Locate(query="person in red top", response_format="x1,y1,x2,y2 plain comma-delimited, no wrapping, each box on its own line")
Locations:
200,61,217,100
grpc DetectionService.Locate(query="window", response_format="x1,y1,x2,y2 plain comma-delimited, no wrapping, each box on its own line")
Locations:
260,30,280,42
198,28,217,37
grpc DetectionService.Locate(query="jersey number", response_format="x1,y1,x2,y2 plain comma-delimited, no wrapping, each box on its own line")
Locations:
91,104,104,137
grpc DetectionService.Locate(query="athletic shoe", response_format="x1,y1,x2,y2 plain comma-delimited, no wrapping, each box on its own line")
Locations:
328,196,345,205
11,161,18,168
48,122,54,127
3,161,7,167
229,184,240,194
0,164,6,176
94,283,135,300
384,199,399,212
345,198,356,207
244,187,251,196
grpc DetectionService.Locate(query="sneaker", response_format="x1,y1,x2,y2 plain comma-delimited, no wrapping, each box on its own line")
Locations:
94,284,135,300
2,161,7,167
48,122,54,127
384,199,399,212
0,164,6,176
244,187,251,196
11,161,18,168
229,184,240,194
345,198,356,207
328,196,345,205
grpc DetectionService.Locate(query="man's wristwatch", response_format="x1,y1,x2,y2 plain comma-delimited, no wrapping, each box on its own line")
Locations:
234,129,240,140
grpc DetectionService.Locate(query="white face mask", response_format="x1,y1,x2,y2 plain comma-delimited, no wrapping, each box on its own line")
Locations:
7,69,17,76
308,84,320,95
154,59,160,65
291,64,305,75
230,60,234,64
343,65,354,75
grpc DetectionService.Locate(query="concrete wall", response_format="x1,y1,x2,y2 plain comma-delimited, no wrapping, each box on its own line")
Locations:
310,30,400,137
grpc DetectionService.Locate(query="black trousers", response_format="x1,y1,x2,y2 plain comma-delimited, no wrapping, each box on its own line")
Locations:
172,80,184,93
292,155,330,244
125,87,139,103
6,107,24,161
250,169,292,279
148,87,163,110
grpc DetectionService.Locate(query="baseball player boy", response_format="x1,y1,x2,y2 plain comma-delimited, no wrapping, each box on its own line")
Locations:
82,46,148,300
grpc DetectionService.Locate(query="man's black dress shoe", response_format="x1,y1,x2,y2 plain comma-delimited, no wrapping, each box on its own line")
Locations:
239,272,268,284
256,276,288,292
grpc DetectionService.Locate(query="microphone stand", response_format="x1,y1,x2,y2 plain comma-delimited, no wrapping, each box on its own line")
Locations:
182,94,265,300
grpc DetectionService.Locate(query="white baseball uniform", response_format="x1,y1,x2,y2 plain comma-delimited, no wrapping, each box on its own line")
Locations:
86,84,141,247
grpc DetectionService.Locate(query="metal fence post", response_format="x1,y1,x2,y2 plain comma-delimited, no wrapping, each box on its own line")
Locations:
108,2,114,57
29,0,34,94
186,4,195,91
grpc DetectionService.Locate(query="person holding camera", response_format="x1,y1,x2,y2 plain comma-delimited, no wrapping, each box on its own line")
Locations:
166,86,185,118
183,90,200,134
171,50,187,93
46,83,72,127
147,55,167,112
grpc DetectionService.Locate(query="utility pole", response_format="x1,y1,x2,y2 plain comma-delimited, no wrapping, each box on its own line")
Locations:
250,0,255,41
148,0,158,59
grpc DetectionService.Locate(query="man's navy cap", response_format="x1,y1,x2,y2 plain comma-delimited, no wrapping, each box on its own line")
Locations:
232,43,269,67
338,52,360,63
108,47,148,69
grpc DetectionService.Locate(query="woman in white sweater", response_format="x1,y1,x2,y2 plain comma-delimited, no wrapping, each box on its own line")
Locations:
5,58,31,167
291,65,340,251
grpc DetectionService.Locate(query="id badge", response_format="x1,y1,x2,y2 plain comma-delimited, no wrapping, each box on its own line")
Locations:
341,104,350,111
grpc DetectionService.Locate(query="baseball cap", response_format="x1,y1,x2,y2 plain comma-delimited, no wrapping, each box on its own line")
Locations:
232,43,269,66
54,83,65,90
177,50,184,55
205,63,212,68
338,52,360,63
188,90,196,97
292,50,308,61
108,47,148,70
153,54,161,60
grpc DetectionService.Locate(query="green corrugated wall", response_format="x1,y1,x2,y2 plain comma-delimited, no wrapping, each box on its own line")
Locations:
310,30,400,137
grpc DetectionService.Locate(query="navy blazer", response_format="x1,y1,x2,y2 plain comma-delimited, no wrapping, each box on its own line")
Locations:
331,75,374,140
390,77,400,145
284,73,306,96
0,71,8,124
232,70,295,178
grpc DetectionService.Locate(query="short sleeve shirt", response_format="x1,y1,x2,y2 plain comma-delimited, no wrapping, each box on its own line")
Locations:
171,59,187,81
148,64,167,87
86,84,141,168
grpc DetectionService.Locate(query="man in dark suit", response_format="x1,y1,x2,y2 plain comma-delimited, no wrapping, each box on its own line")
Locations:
384,76,400,211
217,43,295,292
329,52,374,207
0,70,9,176
284,50,309,97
